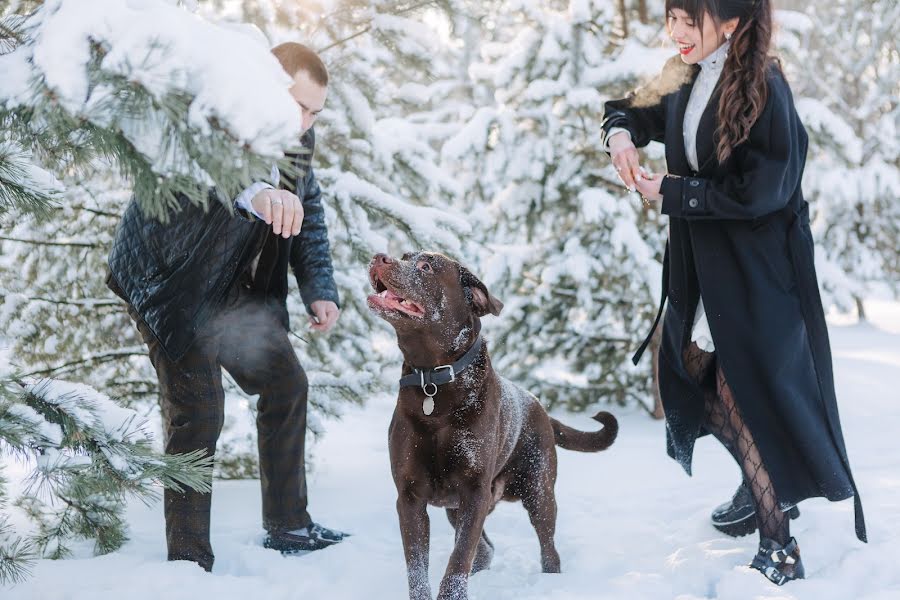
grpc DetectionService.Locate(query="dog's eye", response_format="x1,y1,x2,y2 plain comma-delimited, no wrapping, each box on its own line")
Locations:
418,261,433,273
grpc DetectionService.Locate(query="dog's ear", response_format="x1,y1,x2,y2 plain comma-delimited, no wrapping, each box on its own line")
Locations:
459,266,503,318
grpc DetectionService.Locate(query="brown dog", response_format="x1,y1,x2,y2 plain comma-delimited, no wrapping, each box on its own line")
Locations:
367,252,618,600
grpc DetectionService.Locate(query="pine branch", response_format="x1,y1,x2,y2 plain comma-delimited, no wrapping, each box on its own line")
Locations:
0,235,101,248
17,348,147,379
0,520,36,586
69,204,121,219
1,376,216,565
18,295,121,308
318,0,440,53
0,153,60,220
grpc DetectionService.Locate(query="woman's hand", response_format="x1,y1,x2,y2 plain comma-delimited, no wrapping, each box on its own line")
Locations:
609,133,643,191
635,172,665,204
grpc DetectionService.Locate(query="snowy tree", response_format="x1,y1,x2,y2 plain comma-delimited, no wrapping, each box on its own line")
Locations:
775,2,900,317
0,0,304,221
0,0,308,480
2,0,472,479
0,0,307,409
442,0,671,412
0,374,213,584
0,0,315,580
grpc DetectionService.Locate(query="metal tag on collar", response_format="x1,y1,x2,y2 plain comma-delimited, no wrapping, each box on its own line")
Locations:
419,371,438,398
420,371,437,415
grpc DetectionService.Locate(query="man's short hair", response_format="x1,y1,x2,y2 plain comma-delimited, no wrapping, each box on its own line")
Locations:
272,42,329,87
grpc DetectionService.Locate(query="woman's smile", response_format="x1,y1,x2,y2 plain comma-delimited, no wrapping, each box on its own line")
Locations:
677,42,696,56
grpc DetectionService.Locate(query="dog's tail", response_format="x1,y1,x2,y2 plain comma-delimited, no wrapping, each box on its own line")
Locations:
550,411,618,452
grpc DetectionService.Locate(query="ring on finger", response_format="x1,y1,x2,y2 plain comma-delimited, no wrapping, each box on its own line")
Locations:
270,195,283,206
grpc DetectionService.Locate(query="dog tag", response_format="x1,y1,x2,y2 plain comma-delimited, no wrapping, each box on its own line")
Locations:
423,397,435,416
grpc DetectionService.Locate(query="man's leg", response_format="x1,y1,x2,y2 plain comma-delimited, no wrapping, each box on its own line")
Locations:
128,305,224,571
216,293,312,534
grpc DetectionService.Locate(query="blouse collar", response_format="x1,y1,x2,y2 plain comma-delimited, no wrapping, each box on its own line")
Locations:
699,40,730,73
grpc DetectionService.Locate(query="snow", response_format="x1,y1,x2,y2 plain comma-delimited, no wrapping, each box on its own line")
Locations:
5,403,64,447
583,39,672,88
443,107,498,161
325,170,471,254
796,98,863,164
5,302,900,600
2,0,301,158
25,379,144,445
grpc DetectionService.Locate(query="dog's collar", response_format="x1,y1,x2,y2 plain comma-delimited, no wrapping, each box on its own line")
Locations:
399,335,484,397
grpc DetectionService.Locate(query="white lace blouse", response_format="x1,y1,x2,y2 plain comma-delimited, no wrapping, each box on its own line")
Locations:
685,41,730,353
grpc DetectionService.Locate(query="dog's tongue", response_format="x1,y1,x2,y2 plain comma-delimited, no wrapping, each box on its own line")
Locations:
370,288,423,316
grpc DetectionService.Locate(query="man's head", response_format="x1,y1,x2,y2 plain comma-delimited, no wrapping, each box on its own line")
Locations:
272,42,328,135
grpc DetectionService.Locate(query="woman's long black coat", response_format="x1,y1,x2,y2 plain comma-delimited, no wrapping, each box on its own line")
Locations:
603,56,866,542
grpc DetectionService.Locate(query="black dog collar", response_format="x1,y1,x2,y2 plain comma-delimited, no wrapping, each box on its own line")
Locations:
399,335,484,397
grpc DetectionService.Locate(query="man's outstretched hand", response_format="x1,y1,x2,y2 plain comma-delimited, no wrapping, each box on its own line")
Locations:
251,189,305,238
309,300,340,332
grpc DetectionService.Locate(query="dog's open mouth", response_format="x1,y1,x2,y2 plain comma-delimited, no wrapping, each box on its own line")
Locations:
368,274,425,318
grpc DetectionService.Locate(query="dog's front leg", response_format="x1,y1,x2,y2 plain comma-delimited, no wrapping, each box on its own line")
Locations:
397,490,432,600
437,484,492,600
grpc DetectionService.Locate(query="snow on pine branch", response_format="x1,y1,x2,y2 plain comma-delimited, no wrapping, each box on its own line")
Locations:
0,141,63,217
0,0,304,220
7,377,212,493
16,0,301,155
0,372,214,575
325,169,471,254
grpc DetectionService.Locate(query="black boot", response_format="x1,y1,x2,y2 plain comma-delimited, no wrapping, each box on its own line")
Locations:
749,537,805,585
711,482,800,537
263,523,350,555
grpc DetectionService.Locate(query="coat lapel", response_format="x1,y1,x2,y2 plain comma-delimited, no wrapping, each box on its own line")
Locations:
667,65,699,176
695,79,724,174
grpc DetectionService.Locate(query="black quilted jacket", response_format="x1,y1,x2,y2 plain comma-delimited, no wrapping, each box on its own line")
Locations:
107,128,339,362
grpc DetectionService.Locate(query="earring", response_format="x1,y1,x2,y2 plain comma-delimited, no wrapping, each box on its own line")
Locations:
725,32,732,40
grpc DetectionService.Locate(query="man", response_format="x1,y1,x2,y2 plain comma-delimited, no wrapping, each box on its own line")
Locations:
106,42,347,572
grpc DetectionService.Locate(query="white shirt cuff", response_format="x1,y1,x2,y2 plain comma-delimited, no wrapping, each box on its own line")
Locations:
233,165,281,220
604,128,631,152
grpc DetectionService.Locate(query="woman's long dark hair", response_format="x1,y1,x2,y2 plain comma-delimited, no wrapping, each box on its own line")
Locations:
664,0,776,163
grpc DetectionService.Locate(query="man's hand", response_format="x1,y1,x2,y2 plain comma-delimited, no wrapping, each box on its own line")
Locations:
635,172,665,204
251,189,304,238
309,300,340,333
609,132,644,192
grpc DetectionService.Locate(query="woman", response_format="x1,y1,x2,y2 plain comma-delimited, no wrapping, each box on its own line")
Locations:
601,0,866,585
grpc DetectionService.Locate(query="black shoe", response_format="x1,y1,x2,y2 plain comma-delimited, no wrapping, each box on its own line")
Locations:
749,537,805,585
263,523,348,555
711,482,800,537
309,522,351,543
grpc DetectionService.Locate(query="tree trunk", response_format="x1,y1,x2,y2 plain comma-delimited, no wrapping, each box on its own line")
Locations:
638,0,648,24
855,295,867,323
650,324,664,420
618,0,629,38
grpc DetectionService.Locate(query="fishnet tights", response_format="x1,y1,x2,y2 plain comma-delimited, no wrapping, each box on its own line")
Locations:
682,342,790,544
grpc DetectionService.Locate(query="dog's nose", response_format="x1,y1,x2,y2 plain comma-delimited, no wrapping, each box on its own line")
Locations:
374,253,393,265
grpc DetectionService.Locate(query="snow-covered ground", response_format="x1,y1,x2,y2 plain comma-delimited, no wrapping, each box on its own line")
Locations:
5,301,900,600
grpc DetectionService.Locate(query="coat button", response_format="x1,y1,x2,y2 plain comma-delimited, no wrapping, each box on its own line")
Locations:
689,180,700,187
688,198,699,208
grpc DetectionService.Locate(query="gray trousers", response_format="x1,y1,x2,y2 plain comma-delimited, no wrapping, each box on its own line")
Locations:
123,279,312,571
